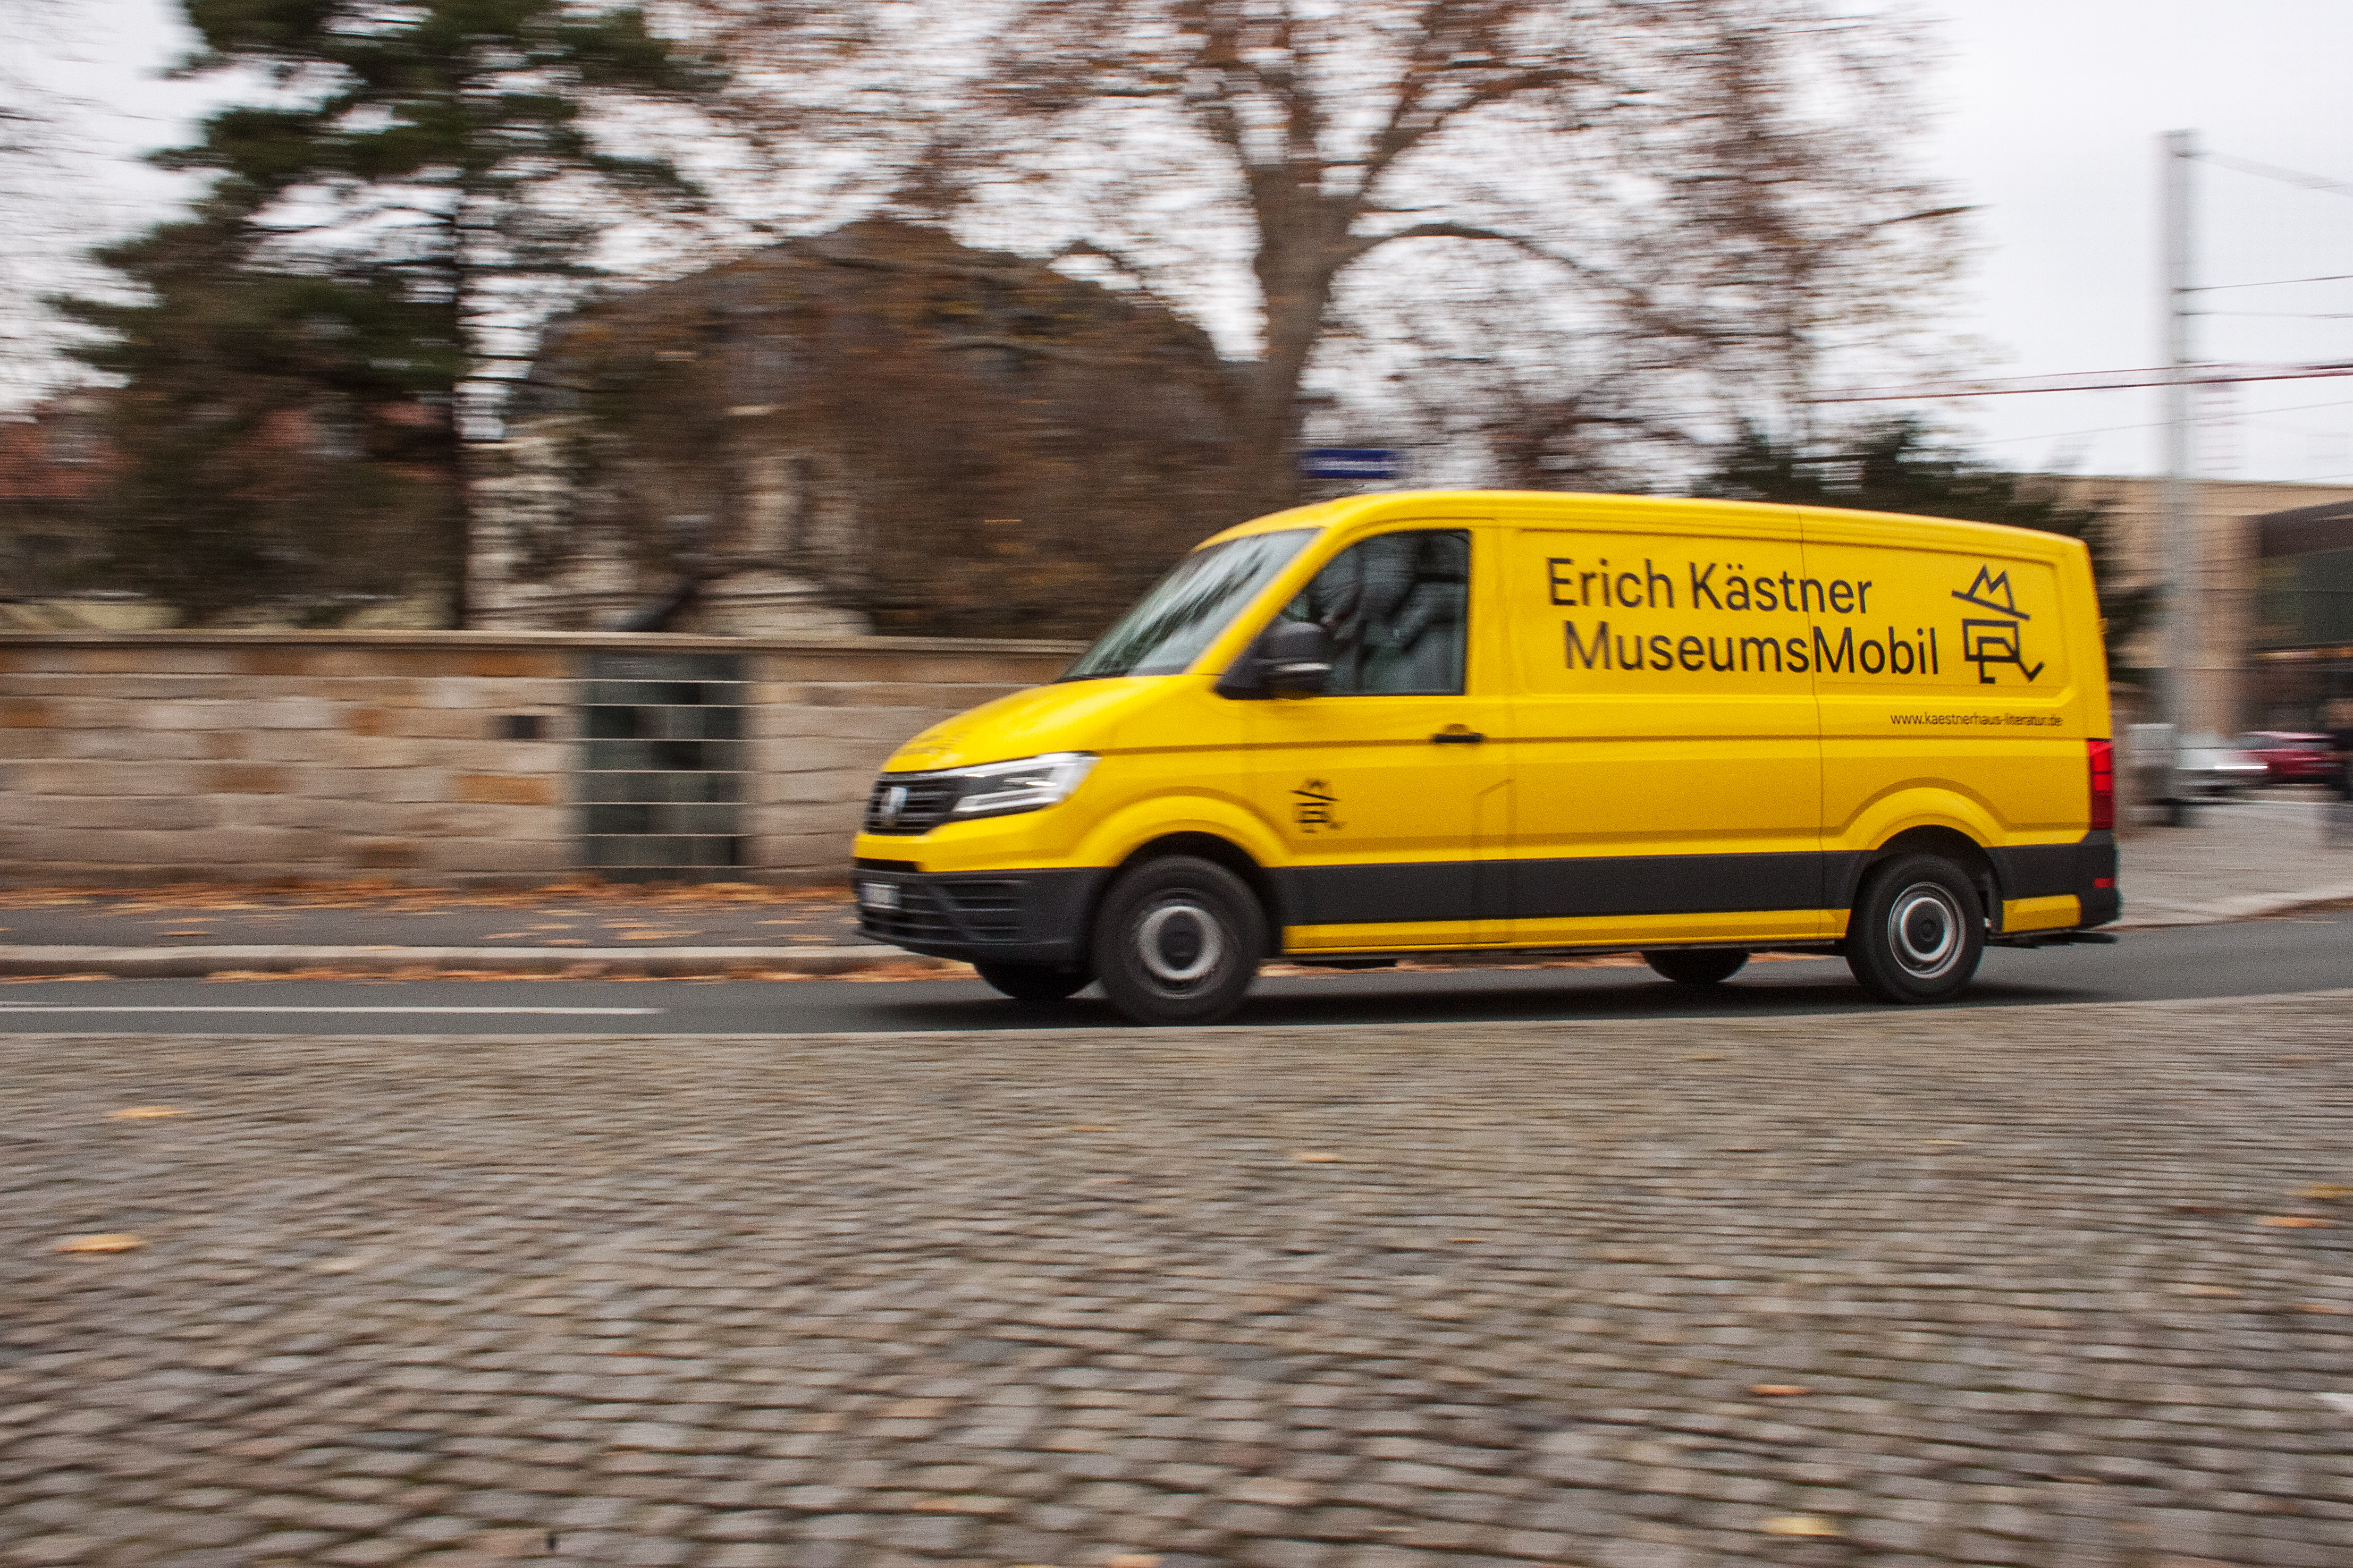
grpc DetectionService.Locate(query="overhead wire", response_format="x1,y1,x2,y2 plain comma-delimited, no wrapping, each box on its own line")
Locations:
2048,152,2353,481
1961,395,2353,456
2200,150,2353,200
2192,272,2353,293
1820,150,2353,468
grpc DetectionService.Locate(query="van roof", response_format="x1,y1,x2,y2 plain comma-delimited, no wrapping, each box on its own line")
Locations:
1197,489,2090,556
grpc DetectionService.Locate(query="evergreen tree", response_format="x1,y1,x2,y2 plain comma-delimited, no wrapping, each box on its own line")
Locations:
77,0,720,623
1699,419,2152,664
62,196,456,624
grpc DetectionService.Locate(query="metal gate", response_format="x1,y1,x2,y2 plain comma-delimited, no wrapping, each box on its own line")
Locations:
577,652,747,877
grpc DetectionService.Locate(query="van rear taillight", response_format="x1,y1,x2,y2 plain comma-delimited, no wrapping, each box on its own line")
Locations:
2088,738,2115,831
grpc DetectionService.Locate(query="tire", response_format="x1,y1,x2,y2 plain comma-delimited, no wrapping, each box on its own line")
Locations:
975,962,1090,1003
1844,852,1985,1004
1090,854,1266,1025
1642,948,1748,986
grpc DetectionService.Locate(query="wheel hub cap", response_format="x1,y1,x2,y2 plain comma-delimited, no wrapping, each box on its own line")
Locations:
1887,884,1961,978
1136,901,1222,985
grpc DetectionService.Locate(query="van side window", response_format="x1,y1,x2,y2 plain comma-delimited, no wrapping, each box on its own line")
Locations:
1280,530,1470,696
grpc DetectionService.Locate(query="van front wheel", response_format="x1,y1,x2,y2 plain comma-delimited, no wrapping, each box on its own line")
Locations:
1845,853,1985,1004
1091,855,1265,1026
1642,948,1748,986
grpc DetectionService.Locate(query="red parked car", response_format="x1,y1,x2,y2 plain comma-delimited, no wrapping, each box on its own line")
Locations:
2233,732,2340,785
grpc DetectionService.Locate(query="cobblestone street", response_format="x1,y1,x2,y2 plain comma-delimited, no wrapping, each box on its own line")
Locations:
5,997,2350,1568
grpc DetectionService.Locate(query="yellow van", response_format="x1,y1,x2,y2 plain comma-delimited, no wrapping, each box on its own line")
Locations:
853,491,2118,1024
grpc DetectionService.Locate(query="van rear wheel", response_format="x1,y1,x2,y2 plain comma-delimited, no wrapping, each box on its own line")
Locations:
1642,949,1748,986
1091,855,1265,1026
975,962,1090,1003
1845,853,1985,1004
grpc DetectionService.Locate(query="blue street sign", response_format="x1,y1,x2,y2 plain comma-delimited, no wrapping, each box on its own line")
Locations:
1300,447,1399,480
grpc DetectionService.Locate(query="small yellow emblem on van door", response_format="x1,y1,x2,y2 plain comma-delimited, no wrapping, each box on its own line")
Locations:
1292,779,1343,833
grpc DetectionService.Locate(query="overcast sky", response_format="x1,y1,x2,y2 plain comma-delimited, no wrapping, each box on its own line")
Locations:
28,0,2353,485
1916,0,2353,486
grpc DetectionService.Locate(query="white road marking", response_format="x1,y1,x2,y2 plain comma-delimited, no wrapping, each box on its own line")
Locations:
0,1006,664,1016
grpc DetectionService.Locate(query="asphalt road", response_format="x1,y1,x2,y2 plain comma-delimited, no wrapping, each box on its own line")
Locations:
0,908,2346,1033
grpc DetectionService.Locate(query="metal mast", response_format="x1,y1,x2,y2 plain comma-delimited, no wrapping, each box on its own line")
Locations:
2160,129,2197,803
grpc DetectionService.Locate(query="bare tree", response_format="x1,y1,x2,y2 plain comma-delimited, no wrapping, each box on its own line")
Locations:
806,0,1967,512
1318,250,1705,493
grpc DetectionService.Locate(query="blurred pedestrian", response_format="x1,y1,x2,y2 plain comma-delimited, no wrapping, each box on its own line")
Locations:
2332,699,2353,803
2326,700,2353,847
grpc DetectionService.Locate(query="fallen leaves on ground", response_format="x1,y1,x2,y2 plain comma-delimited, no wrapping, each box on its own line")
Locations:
2300,1183,2351,1200
1292,1151,1342,1163
107,1106,185,1120
183,966,859,984
56,1233,144,1253
841,962,967,981
0,878,855,912
1747,1384,1812,1396
2259,1215,2337,1228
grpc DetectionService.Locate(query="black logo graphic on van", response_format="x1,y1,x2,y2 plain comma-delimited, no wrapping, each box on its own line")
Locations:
1293,780,1343,833
1952,566,2044,684
1952,565,2028,620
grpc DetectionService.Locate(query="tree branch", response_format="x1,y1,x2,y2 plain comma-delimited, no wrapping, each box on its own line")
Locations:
937,335,1100,362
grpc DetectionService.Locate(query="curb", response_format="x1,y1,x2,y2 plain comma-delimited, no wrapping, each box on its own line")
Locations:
2109,881,2353,929
0,945,954,979
1,881,2347,977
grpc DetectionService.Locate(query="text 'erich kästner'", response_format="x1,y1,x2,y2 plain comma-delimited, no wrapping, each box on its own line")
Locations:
1546,557,1876,615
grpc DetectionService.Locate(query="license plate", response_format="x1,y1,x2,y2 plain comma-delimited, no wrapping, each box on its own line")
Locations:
858,881,900,911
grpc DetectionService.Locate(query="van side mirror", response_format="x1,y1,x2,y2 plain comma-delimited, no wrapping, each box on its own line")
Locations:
1216,619,1332,700
1262,620,1332,698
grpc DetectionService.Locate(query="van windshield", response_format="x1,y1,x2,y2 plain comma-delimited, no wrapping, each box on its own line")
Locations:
1060,529,1313,681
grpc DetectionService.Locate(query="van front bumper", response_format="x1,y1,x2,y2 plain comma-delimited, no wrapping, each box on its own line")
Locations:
850,862,1107,966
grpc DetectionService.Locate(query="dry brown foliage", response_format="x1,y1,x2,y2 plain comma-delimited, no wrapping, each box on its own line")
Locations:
0,879,853,912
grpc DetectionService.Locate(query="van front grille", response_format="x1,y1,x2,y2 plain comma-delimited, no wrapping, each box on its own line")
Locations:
863,774,960,835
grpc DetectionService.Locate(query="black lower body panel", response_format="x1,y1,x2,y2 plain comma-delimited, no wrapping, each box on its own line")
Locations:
848,832,2120,967
1988,830,2118,927
851,863,1107,966
1271,851,1826,928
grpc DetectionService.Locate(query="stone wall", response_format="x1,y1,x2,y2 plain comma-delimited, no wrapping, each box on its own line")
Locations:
0,631,1079,886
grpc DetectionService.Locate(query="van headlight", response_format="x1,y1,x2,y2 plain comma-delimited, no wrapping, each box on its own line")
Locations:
946,752,1100,820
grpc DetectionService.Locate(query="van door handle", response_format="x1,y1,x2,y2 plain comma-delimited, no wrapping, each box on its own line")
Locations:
1430,729,1486,744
